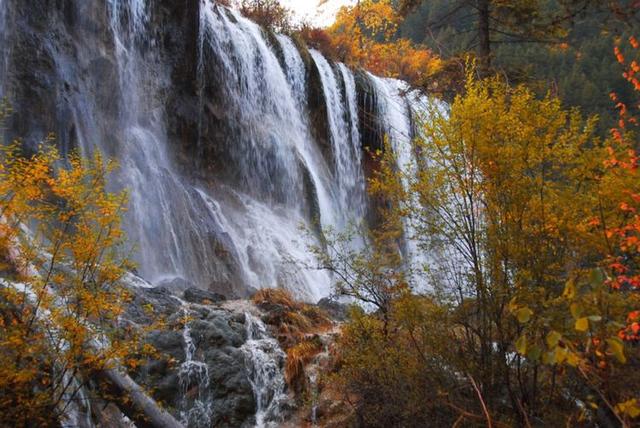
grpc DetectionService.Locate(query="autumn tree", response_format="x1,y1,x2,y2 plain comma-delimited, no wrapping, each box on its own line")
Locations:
235,0,294,33
319,69,640,425
0,106,155,426
321,0,443,88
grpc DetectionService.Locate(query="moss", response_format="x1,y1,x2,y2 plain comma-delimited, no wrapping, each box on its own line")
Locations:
263,28,284,66
291,33,313,69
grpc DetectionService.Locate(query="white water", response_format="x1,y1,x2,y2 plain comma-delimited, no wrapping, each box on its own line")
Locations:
0,0,7,99
178,309,213,427
276,34,307,109
100,1,346,297
310,50,366,228
338,63,367,224
241,313,289,428
196,188,331,301
0,0,391,301
368,75,429,288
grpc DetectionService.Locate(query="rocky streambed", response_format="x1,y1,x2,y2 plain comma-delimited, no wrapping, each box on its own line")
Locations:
81,279,352,428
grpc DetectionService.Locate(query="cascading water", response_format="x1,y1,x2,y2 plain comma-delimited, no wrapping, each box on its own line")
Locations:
197,4,345,298
337,63,367,224
369,75,429,287
241,313,289,428
276,34,307,109
0,0,427,298
0,0,6,98
178,308,213,427
310,50,367,227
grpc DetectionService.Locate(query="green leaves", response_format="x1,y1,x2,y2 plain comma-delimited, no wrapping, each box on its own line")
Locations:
589,269,605,289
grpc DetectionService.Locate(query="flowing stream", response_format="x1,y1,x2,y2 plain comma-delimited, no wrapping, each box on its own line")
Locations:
178,308,213,427
241,313,289,428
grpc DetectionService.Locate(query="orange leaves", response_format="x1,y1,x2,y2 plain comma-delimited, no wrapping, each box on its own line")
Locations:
0,140,146,424
619,201,636,213
615,45,626,64
318,0,441,87
604,36,640,306
619,310,640,341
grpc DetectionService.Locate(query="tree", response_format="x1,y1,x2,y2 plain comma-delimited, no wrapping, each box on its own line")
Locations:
236,0,294,33
0,107,155,425
397,0,601,72
321,0,443,87
319,70,640,425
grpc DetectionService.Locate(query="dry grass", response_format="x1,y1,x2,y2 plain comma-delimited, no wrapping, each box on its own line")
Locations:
285,338,324,393
253,288,297,309
252,288,332,345
253,288,334,391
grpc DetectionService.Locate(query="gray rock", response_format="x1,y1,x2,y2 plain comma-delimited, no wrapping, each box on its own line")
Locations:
127,290,259,427
183,287,226,305
125,286,182,325
317,297,349,321
157,276,196,291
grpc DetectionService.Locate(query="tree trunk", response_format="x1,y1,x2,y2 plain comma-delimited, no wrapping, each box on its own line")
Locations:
477,0,491,73
94,368,183,428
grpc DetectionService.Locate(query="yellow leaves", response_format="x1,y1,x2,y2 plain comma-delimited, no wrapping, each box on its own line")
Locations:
516,307,533,323
0,142,148,422
546,331,562,348
575,317,589,332
616,398,640,419
323,0,440,86
515,335,527,355
606,337,627,363
563,279,576,299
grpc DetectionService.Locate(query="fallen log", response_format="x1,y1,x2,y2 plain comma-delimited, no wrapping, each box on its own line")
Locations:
93,367,183,428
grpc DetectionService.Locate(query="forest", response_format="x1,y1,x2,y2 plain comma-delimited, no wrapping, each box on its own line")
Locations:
0,0,639,427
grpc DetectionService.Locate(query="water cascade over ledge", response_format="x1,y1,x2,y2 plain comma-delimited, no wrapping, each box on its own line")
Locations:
0,0,429,301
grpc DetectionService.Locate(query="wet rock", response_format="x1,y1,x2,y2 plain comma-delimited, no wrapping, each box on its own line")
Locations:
125,284,260,427
125,286,182,325
208,279,243,299
317,297,349,321
158,276,196,291
183,287,226,304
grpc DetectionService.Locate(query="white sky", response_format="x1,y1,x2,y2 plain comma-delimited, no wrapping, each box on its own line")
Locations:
279,0,355,27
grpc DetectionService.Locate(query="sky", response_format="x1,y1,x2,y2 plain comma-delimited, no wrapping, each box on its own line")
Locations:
279,0,354,27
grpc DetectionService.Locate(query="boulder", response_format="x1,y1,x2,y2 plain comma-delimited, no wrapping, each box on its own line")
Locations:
126,287,259,427
183,287,227,305
157,276,195,291
317,297,349,322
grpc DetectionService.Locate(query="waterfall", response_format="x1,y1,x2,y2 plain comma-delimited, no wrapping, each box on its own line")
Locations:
241,313,289,428
0,0,7,99
178,309,213,427
368,75,429,287
276,34,307,109
310,50,366,227
337,63,367,223
0,0,427,301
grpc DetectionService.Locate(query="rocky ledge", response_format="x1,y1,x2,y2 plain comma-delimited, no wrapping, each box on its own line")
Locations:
114,280,353,428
